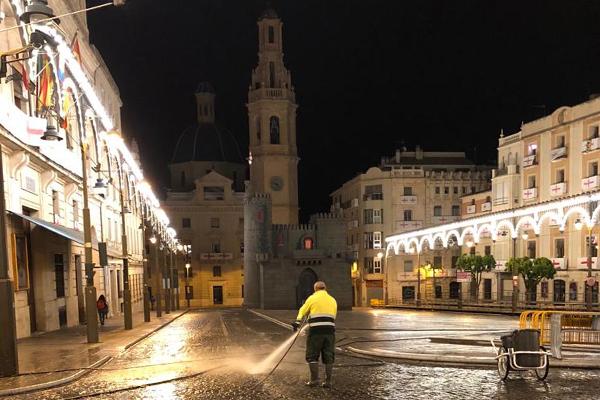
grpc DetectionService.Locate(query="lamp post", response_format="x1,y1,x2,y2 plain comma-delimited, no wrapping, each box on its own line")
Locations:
153,231,162,317
416,248,421,307
141,204,151,322
185,260,191,308
115,152,132,330
0,152,19,376
164,244,171,314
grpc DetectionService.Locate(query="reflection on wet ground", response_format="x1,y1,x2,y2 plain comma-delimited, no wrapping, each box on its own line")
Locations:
10,309,600,400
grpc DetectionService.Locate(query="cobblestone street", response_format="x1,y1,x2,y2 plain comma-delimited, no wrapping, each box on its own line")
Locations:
9,309,600,400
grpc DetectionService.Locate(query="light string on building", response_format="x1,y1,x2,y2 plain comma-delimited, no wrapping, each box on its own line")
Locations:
5,3,177,249
386,192,600,257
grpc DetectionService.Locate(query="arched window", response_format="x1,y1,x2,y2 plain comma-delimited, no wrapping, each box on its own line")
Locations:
268,26,275,43
569,282,578,301
270,116,280,144
269,62,275,88
256,117,261,143
303,237,314,250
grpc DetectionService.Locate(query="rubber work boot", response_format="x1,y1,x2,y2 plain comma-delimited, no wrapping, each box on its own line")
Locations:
305,362,320,387
322,364,333,388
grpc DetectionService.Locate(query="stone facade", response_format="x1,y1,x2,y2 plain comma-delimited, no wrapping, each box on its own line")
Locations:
244,193,352,310
331,146,492,306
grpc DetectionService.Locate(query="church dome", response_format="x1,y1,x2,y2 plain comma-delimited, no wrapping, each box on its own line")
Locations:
171,124,243,164
171,83,244,164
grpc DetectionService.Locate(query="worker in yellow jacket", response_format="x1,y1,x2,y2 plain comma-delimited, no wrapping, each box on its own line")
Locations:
292,281,337,388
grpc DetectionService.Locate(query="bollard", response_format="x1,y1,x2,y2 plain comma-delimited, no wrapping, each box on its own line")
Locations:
550,313,562,359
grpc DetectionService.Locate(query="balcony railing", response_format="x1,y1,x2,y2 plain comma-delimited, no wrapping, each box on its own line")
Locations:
577,257,597,270
582,175,600,191
395,220,423,231
466,205,476,214
523,154,537,168
481,202,492,212
582,137,600,153
432,215,460,224
551,258,565,270
551,146,567,161
522,187,538,200
398,195,417,205
248,87,296,102
549,182,567,196
200,253,233,261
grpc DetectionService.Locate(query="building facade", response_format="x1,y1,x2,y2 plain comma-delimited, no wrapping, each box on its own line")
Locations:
0,0,170,338
164,83,246,307
331,147,492,306
385,97,600,307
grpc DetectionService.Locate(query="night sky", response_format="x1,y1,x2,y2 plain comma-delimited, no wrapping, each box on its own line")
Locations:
88,0,600,221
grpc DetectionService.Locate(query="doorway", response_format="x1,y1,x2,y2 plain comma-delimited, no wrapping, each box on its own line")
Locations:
554,279,566,304
213,286,223,305
484,279,492,300
296,268,317,307
449,282,460,299
402,286,415,301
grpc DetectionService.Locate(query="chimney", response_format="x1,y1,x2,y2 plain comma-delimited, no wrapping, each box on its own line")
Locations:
415,145,424,160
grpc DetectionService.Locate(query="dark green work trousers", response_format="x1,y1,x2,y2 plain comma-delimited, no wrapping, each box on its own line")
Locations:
306,332,335,364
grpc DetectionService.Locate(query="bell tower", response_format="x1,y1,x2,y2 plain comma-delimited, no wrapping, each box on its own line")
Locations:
248,7,299,224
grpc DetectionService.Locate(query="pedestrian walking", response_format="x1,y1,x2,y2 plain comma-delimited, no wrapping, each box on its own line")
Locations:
292,281,337,388
97,295,109,325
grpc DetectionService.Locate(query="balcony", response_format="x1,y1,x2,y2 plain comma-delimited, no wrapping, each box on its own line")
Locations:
549,182,567,197
582,137,600,153
551,146,567,161
493,197,509,206
522,154,537,168
494,260,507,272
522,187,538,201
466,205,476,214
432,215,460,225
551,258,565,270
248,87,296,102
577,257,597,270
200,252,233,261
363,193,383,201
395,220,423,231
582,175,600,191
399,195,417,205
481,202,492,212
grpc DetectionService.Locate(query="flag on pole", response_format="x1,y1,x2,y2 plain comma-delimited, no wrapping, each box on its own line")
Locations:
60,89,73,130
18,61,30,92
71,33,81,65
36,55,55,115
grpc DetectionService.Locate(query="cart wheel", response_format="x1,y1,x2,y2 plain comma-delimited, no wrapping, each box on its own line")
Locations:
497,346,509,380
535,349,549,381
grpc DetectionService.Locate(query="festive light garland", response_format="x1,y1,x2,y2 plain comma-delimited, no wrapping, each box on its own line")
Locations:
386,191,600,256
3,4,177,246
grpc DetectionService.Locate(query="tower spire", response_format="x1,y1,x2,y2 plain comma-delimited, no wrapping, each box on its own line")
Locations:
247,9,299,224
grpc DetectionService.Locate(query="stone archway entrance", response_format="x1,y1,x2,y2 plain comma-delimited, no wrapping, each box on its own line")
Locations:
297,268,318,307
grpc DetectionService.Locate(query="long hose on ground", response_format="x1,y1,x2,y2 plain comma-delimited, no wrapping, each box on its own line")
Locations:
245,319,307,391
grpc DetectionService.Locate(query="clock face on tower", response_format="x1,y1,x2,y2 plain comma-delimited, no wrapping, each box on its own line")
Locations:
270,176,284,191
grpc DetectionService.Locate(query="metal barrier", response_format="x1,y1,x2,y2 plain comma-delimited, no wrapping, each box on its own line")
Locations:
370,298,384,307
519,310,600,347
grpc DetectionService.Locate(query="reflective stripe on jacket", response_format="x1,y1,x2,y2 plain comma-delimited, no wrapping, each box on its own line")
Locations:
296,290,337,333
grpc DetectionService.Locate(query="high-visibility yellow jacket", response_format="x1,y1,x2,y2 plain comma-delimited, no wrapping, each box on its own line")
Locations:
296,290,337,333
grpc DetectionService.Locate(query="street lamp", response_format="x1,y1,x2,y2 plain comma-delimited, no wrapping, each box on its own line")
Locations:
185,262,191,308
20,0,58,24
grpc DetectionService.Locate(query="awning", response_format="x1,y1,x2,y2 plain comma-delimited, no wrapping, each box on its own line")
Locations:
9,211,98,248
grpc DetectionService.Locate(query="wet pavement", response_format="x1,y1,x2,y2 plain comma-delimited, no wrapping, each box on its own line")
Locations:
9,308,600,400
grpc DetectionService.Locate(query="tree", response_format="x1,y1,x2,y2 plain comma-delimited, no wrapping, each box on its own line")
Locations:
506,257,556,304
456,254,495,300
